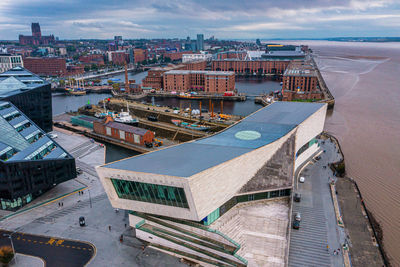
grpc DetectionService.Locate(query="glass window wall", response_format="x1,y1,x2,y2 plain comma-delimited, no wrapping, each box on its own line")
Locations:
110,178,189,209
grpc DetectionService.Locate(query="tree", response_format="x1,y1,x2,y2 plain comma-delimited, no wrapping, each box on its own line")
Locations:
164,57,172,63
0,246,14,266
112,83,120,90
84,66,90,72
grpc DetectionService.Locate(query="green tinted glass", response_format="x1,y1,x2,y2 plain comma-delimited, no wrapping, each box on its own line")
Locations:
110,178,189,208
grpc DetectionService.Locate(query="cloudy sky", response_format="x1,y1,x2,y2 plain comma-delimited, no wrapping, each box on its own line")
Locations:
0,0,399,40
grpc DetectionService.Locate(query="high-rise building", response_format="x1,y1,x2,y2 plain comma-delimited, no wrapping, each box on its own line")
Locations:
31,23,41,38
0,67,76,210
0,67,53,132
114,36,123,45
196,34,204,51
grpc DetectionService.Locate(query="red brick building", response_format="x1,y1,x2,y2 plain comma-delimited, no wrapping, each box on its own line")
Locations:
133,49,147,63
184,60,207,71
163,70,235,93
142,62,206,90
164,51,192,61
281,61,322,101
93,120,154,146
111,51,128,65
23,57,66,76
216,51,246,60
212,59,290,75
79,54,105,66
19,23,55,46
66,65,85,76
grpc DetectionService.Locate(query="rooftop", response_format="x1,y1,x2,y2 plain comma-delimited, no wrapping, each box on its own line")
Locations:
165,70,234,76
283,62,317,77
103,102,325,177
0,101,71,162
0,66,47,98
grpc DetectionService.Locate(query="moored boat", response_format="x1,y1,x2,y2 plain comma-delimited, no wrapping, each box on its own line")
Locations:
171,119,210,131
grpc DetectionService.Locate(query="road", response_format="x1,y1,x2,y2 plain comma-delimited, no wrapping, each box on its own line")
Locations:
0,229,95,267
289,138,345,267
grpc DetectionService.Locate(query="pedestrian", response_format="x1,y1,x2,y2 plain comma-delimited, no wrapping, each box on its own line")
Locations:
125,223,127,228
58,202,60,207
108,225,111,231
338,248,341,253
61,202,63,207
333,250,337,255
326,245,329,251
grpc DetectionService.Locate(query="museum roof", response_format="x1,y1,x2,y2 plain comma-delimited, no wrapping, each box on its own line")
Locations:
103,102,325,177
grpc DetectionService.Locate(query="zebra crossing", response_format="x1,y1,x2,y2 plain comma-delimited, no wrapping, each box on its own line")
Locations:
34,194,108,224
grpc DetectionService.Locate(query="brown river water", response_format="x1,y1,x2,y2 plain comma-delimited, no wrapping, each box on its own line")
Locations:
286,40,400,265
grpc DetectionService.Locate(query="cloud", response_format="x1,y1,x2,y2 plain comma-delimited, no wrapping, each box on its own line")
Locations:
0,0,399,39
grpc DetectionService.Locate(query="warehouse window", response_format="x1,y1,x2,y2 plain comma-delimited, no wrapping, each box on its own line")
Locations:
110,178,189,208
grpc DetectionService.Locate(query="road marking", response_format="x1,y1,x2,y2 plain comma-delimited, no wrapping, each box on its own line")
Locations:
33,240,37,243
60,245,64,247
65,245,70,248
71,246,75,249
39,241,43,244
27,239,31,242
46,238,56,245
22,239,25,241
82,248,86,250
76,247,81,250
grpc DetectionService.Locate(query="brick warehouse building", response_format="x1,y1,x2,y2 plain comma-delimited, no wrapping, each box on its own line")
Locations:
212,59,291,75
23,57,66,76
142,61,206,90
79,54,105,66
163,70,235,93
282,61,322,101
93,119,154,147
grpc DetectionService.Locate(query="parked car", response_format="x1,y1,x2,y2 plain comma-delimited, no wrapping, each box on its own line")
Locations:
79,216,86,227
293,220,300,229
299,176,305,183
145,142,153,148
48,133,58,139
294,193,301,202
295,212,301,222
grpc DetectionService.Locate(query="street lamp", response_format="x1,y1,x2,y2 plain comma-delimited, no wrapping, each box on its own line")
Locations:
3,232,17,265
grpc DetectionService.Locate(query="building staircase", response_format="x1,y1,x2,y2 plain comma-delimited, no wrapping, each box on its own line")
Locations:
133,212,247,266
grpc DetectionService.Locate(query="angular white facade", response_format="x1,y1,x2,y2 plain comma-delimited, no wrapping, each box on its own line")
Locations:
96,102,327,222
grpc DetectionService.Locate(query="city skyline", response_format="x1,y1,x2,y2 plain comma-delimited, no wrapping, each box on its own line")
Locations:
0,0,400,40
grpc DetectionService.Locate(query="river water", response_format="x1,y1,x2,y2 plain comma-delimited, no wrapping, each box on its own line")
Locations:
282,40,400,265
